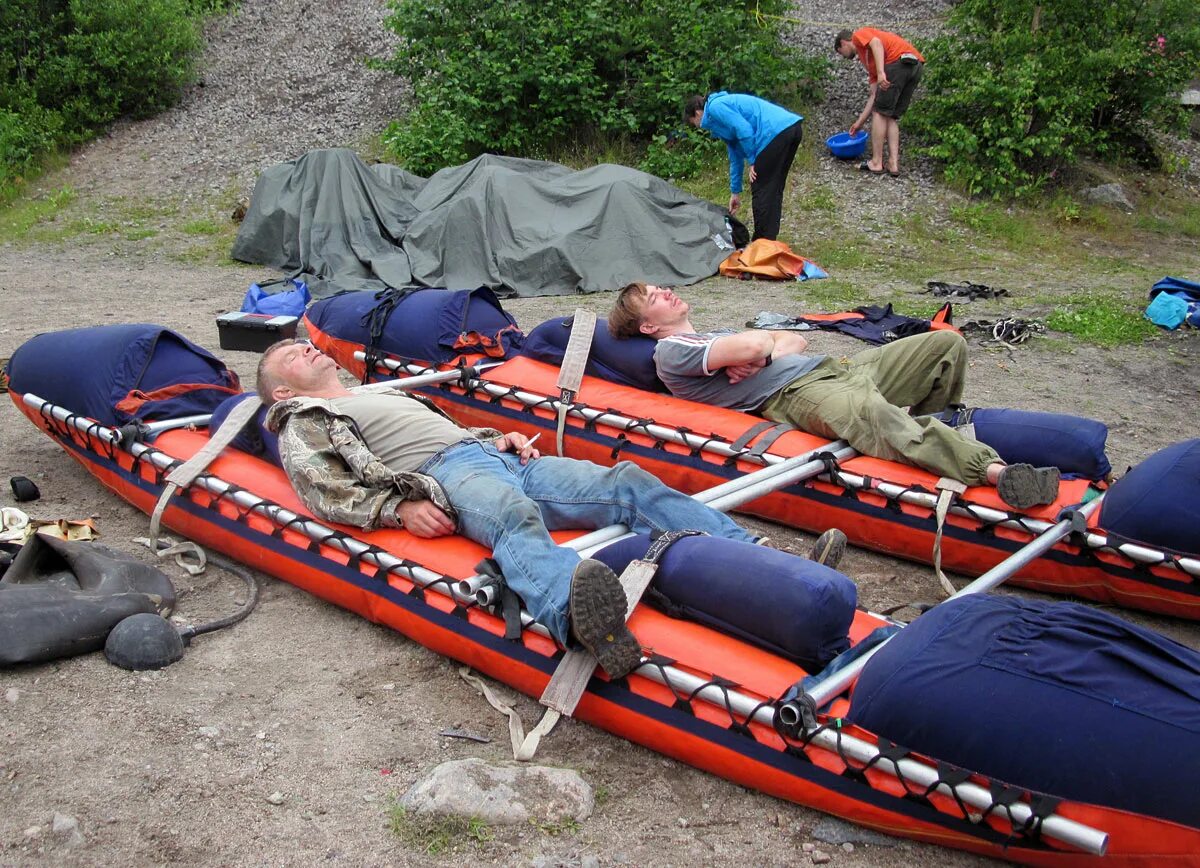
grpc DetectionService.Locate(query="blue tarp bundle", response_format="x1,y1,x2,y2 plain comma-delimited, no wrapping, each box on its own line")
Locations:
1101,439,1200,556
847,594,1200,825
6,325,239,426
305,287,524,366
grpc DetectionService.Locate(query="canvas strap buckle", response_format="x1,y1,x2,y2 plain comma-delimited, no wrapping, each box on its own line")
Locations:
554,310,596,457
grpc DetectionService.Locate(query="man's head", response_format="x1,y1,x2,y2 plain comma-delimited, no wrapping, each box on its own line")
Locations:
256,338,341,406
683,94,706,127
834,29,856,58
608,283,691,340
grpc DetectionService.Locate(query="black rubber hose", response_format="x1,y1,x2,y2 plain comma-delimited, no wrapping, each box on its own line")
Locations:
178,549,260,640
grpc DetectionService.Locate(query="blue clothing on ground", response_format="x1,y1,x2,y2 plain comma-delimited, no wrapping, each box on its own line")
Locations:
416,441,757,644
701,92,803,194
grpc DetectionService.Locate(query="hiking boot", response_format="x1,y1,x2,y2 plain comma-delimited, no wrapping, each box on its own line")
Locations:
996,463,1060,510
809,528,848,571
568,559,642,679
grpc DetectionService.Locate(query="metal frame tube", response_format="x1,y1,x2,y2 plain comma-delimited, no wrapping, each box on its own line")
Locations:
797,497,1105,713
362,354,1199,581
23,392,1108,855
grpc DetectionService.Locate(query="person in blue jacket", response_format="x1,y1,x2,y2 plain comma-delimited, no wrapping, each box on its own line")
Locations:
684,92,804,241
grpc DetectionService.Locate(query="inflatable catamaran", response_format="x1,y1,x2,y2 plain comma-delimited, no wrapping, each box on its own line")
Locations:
7,323,1200,864
303,288,1200,621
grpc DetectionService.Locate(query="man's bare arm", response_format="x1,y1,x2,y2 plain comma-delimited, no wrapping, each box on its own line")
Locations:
706,330,775,370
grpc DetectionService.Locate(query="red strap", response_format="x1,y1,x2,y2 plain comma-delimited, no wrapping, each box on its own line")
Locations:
116,382,240,415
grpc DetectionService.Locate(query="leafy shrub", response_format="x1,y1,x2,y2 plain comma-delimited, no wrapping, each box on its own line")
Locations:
378,0,812,176
909,0,1200,198
638,127,725,181
0,0,207,194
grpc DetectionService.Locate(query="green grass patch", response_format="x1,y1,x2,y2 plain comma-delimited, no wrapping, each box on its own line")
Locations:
793,277,867,310
387,805,493,855
530,816,580,836
0,186,76,242
182,218,222,236
797,185,837,214
1045,296,1158,346
801,236,877,271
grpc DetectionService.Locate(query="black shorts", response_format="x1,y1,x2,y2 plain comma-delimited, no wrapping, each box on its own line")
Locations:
874,59,923,120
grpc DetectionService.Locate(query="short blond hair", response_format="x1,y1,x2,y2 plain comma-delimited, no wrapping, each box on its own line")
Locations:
608,282,649,340
255,339,297,406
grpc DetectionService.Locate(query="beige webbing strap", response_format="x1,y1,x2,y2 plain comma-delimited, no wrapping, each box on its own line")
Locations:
459,667,561,762
147,396,263,570
932,477,967,597
554,310,597,457
464,557,659,761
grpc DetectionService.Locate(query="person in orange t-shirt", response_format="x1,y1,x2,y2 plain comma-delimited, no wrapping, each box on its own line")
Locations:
834,27,925,177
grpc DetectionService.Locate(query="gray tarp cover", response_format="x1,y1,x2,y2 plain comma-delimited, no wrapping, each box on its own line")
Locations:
230,148,738,298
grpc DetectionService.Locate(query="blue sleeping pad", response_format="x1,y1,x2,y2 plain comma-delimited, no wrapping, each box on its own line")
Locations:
847,594,1200,825
209,393,280,465
522,315,665,392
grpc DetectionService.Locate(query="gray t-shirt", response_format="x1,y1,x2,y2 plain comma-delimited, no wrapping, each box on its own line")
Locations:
331,392,475,474
653,329,825,411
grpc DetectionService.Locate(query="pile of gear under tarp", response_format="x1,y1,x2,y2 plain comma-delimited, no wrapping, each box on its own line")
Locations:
231,149,742,299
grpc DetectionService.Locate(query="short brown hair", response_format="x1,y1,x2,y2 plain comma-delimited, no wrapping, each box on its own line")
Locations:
683,94,706,122
834,29,854,52
608,283,649,340
255,338,297,406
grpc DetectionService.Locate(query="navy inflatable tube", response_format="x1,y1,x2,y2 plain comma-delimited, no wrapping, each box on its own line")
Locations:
593,533,856,671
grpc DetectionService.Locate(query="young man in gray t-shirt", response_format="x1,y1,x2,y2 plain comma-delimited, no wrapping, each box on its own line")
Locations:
608,283,1061,511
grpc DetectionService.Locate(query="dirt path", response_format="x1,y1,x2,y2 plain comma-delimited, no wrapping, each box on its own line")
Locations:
3,1,1200,865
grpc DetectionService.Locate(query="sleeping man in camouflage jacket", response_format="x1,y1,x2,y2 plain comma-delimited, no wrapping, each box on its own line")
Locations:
259,339,760,679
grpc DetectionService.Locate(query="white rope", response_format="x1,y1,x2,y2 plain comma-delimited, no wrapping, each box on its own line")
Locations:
459,667,561,761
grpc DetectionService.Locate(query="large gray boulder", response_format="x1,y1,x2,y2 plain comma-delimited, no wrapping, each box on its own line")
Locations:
400,758,593,825
1080,183,1134,212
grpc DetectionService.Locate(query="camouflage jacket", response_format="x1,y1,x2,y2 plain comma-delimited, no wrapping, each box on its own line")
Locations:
265,386,501,532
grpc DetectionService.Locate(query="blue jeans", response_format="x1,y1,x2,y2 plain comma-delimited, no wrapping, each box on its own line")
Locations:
417,441,757,645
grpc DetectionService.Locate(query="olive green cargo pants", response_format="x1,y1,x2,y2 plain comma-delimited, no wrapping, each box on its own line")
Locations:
761,330,999,485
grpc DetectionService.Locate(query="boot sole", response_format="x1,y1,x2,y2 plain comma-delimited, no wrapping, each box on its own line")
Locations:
569,560,642,679
997,464,1061,510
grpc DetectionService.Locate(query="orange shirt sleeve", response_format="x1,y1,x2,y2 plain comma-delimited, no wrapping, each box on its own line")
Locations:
852,28,925,83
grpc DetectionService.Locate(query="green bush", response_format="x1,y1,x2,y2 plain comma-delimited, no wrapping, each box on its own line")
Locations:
378,0,813,176
909,0,1200,198
0,0,207,194
638,127,725,181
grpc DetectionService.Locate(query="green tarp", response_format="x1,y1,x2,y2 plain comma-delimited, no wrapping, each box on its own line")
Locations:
231,148,740,298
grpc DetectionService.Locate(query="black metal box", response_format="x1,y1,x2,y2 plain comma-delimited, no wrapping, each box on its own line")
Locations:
216,312,299,352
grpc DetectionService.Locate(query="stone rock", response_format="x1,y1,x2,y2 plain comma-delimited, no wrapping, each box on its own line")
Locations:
1080,183,1134,213
811,850,832,865
197,726,219,738
812,817,897,847
5,688,18,704
581,856,600,868
400,758,593,826
266,791,285,806
51,813,84,848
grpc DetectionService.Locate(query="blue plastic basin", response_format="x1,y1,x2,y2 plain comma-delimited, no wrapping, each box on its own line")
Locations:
826,131,868,159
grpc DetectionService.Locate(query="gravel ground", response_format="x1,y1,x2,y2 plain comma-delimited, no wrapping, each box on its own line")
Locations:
2,1,1200,865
